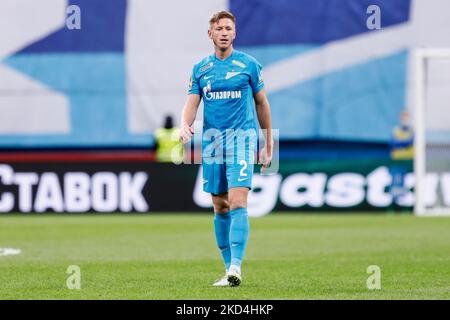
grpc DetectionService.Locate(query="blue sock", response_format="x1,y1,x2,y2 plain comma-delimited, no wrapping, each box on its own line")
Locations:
214,212,231,270
229,208,249,268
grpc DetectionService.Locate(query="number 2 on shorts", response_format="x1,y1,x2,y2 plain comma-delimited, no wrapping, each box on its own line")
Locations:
239,160,248,177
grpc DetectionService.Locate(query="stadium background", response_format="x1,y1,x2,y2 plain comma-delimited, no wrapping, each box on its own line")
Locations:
0,0,449,216
1,0,450,301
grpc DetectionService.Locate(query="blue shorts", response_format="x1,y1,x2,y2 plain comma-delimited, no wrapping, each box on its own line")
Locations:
202,156,254,195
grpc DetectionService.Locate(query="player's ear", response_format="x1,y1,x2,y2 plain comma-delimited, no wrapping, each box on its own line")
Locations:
207,28,212,39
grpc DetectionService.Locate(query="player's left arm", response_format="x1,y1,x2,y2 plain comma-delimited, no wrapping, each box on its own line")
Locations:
254,88,273,171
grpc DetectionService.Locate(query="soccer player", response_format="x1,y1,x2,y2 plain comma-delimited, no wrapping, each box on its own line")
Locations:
179,11,273,287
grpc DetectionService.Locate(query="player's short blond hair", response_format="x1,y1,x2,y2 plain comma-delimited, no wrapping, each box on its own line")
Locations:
209,11,236,27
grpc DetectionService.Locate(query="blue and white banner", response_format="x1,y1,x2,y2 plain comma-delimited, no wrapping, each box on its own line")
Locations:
1,0,449,148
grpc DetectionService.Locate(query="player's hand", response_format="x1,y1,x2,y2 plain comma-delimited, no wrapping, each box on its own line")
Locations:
259,146,272,173
179,124,194,144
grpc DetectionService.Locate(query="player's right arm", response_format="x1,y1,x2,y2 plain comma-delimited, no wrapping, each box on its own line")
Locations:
180,66,202,144
180,93,201,144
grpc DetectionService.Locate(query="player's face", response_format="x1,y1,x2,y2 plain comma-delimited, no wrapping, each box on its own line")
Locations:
400,111,410,126
208,18,236,51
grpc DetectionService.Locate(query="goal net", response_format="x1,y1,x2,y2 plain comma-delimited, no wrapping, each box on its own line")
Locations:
413,48,450,216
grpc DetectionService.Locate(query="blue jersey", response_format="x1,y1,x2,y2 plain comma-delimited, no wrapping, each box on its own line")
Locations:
188,50,264,158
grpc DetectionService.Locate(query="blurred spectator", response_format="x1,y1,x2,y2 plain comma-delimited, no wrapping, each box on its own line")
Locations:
154,115,183,163
391,110,414,160
389,110,414,210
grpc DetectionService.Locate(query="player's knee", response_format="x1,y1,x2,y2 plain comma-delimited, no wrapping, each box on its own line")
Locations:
213,199,230,213
214,206,230,214
229,199,247,211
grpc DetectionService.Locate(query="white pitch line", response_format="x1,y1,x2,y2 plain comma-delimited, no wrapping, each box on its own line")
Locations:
0,248,22,256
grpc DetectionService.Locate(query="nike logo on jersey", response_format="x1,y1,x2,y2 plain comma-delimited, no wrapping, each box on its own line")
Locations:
204,75,214,80
237,177,248,182
225,72,241,80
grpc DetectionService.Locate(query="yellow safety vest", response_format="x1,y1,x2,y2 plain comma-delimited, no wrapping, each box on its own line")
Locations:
154,128,184,163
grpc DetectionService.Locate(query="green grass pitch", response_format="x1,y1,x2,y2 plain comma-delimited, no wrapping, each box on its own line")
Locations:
0,213,449,299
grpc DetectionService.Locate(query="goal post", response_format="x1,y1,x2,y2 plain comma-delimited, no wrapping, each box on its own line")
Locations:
413,48,450,216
